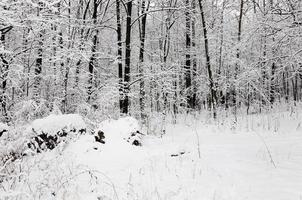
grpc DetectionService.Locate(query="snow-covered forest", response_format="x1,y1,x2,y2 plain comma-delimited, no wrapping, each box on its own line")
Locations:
1,0,302,199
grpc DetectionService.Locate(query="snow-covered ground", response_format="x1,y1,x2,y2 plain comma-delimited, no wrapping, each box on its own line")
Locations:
1,110,302,200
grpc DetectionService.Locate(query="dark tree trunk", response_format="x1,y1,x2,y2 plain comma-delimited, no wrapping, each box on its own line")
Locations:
270,62,276,104
75,0,90,88
123,0,133,114
233,0,244,119
192,0,198,109
87,0,99,102
33,33,43,102
31,2,45,105
269,0,276,105
138,0,149,122
217,0,225,107
0,26,12,122
63,0,72,113
198,0,217,118
33,4,44,104
116,0,124,114
185,0,192,109
261,0,268,108
292,71,298,102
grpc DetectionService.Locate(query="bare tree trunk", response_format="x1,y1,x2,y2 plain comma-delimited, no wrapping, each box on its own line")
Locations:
33,34,43,103
62,0,72,113
192,0,197,109
270,62,276,104
0,26,12,122
234,0,244,120
33,3,44,104
269,0,276,105
217,0,225,106
138,0,149,122
198,0,217,118
75,0,90,88
52,28,57,85
123,0,133,114
185,0,192,109
87,0,99,102
260,0,268,110
292,68,298,102
58,3,64,94
22,25,30,98
116,0,124,114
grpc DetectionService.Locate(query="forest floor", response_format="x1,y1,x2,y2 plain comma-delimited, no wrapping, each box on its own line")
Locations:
1,108,302,200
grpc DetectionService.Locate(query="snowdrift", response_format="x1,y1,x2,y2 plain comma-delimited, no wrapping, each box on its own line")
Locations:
95,116,144,146
26,114,87,136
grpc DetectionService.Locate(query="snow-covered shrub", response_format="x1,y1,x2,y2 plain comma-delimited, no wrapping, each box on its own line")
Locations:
0,126,28,198
25,114,87,153
12,99,50,123
1,149,109,200
147,112,168,136
76,102,93,118
76,101,119,125
0,125,26,162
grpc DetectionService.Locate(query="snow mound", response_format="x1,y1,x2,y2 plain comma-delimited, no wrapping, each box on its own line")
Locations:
64,117,147,184
26,114,87,136
98,117,140,135
96,117,142,145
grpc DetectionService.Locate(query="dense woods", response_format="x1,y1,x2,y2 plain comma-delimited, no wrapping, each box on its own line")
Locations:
0,0,301,123
1,1,302,198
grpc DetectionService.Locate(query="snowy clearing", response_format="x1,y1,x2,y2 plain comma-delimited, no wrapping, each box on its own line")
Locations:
1,111,302,200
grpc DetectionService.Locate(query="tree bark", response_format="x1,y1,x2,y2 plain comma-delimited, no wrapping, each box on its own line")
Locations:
87,0,99,102
234,0,244,119
217,0,225,107
122,0,133,114
116,0,124,114
185,0,192,109
138,0,149,122
75,0,90,88
0,26,12,122
192,0,197,109
198,0,217,118
33,3,44,104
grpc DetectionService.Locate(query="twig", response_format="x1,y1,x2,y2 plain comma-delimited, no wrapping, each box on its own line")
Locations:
194,120,201,159
255,132,277,168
